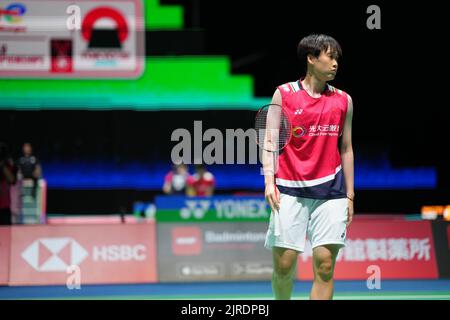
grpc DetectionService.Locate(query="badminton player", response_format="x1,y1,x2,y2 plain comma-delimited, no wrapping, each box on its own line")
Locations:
264,34,354,300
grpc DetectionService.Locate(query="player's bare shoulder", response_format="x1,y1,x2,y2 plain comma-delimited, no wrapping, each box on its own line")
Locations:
271,88,282,105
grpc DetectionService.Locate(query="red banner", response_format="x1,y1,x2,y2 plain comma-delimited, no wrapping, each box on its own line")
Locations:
0,227,11,285
297,220,438,280
9,223,157,285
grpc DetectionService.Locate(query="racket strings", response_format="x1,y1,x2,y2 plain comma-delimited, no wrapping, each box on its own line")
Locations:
255,105,291,152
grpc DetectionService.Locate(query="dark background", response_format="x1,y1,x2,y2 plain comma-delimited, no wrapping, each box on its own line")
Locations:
1,0,448,214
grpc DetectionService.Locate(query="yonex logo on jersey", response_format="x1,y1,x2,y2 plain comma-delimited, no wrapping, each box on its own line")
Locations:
294,108,303,115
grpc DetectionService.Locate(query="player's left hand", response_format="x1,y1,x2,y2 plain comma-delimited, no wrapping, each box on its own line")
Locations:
346,198,354,227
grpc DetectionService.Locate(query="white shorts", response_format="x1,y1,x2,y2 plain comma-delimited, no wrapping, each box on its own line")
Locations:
264,193,348,253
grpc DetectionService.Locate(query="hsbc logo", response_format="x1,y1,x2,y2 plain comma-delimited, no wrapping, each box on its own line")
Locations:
21,238,88,272
21,238,148,272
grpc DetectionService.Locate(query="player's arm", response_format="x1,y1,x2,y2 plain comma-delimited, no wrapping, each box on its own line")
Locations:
205,175,215,196
33,162,42,179
186,186,195,196
162,173,172,194
340,94,354,226
204,186,214,196
263,89,282,212
185,176,196,197
162,182,171,194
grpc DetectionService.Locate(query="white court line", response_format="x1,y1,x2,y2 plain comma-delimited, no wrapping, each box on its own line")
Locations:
198,294,450,300
333,295,450,300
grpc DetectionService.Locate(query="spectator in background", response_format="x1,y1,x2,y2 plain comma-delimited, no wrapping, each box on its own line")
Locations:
0,142,17,225
162,163,190,195
187,164,215,197
17,142,42,198
18,143,42,180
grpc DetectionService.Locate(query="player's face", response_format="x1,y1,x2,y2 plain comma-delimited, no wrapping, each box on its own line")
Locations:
311,47,339,81
176,164,187,175
23,143,32,156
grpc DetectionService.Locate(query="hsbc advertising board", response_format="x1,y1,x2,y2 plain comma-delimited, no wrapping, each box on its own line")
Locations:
9,223,157,285
0,227,10,285
431,221,450,278
157,222,273,282
0,0,144,78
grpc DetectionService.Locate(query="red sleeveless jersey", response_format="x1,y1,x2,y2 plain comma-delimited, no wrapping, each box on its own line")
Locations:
275,79,349,199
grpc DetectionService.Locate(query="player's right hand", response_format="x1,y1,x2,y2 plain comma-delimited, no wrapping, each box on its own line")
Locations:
265,183,280,213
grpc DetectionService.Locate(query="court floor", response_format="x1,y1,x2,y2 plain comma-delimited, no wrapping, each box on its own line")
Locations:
1,279,449,300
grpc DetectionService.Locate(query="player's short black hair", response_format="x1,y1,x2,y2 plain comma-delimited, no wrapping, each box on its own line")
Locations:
297,34,342,65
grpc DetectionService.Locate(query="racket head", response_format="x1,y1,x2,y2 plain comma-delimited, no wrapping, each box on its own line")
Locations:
255,103,292,152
